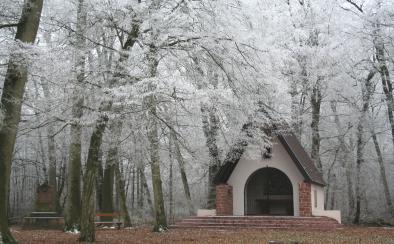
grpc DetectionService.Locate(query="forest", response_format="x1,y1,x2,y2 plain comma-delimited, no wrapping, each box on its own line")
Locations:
0,0,393,243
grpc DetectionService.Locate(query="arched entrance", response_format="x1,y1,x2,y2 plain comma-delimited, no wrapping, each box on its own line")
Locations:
245,167,294,216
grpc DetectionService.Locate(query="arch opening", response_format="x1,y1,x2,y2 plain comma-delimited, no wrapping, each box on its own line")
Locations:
244,167,294,216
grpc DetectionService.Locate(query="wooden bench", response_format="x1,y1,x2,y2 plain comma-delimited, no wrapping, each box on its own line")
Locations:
22,212,64,229
95,212,123,229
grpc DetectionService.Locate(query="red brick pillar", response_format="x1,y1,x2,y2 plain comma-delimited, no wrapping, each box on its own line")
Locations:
216,184,233,215
299,181,312,217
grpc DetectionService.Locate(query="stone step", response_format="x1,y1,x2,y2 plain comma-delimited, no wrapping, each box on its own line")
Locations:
170,216,340,230
178,220,338,225
177,222,338,226
181,216,337,221
175,224,338,229
182,216,335,220
169,225,339,231
177,220,339,225
179,218,337,222
170,223,340,229
178,221,338,225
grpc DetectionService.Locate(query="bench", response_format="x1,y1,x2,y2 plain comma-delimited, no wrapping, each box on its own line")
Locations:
95,212,123,229
22,212,64,229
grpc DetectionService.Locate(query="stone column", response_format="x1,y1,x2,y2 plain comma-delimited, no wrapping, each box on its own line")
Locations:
299,181,312,217
215,184,233,215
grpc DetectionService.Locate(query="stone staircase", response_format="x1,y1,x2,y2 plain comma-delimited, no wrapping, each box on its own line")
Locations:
170,216,341,231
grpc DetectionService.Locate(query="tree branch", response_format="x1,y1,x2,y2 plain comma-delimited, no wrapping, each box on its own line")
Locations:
345,0,363,13
0,23,18,29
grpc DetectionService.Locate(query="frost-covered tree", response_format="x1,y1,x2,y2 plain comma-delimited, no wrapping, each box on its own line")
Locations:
0,0,43,242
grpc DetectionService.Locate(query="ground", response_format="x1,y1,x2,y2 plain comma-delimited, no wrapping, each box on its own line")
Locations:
11,226,394,244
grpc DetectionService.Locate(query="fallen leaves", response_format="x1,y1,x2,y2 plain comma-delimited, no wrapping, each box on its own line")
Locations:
10,226,394,244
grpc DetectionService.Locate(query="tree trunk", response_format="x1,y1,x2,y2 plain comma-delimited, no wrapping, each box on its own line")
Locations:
77,35,134,236
191,56,221,209
138,165,154,215
65,0,87,230
114,160,132,227
65,122,83,230
79,111,109,242
171,130,194,215
96,150,104,212
373,27,394,219
137,167,142,209
201,103,221,209
353,71,375,224
371,129,394,218
329,173,337,210
78,11,139,238
353,122,365,224
324,148,339,209
373,28,394,218
42,83,57,188
131,166,135,210
0,0,43,242
146,47,167,231
310,79,323,172
374,24,394,155
102,117,123,220
37,124,48,181
330,100,355,219
56,160,67,213
41,31,57,191
47,127,57,187
41,82,58,211
101,150,115,217
148,95,167,231
168,137,174,223
289,80,304,138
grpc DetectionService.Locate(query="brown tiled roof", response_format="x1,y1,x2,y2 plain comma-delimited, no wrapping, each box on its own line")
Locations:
214,133,326,186
278,133,325,186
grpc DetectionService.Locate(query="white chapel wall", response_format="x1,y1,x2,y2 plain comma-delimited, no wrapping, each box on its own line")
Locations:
227,137,305,216
311,184,342,223
311,184,325,211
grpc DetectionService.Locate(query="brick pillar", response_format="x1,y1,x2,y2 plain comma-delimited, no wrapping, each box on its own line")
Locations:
215,184,233,215
299,181,312,217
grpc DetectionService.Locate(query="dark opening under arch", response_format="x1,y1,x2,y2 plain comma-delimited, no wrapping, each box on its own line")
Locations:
245,167,294,216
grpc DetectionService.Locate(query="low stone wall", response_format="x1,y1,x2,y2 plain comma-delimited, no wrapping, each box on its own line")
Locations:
196,209,216,217
312,209,341,224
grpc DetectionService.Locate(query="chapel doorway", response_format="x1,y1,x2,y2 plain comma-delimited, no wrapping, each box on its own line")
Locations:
245,167,294,216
